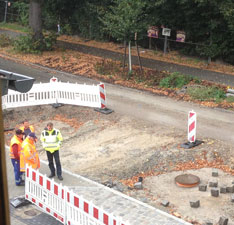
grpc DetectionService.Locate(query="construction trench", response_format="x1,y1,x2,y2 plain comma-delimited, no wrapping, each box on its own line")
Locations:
3,103,234,225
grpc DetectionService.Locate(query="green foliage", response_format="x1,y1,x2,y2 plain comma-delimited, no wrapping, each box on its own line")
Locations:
0,34,12,47
101,0,147,42
61,24,72,35
187,86,226,102
13,32,57,54
12,2,29,26
159,72,193,88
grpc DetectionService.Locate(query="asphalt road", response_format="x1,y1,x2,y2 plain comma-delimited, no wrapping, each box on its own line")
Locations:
1,56,234,145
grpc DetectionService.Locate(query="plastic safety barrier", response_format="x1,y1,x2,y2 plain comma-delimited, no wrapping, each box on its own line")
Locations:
25,165,127,225
2,79,107,110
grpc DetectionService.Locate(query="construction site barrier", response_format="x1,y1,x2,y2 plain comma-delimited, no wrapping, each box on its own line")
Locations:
2,78,107,110
188,110,196,142
25,164,127,225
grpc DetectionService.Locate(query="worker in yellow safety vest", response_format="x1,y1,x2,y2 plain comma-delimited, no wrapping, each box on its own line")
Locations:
19,119,35,139
40,122,63,180
10,129,25,186
20,132,40,173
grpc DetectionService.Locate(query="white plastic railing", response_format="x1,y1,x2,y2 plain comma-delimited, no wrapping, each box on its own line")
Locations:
2,80,106,110
25,165,127,225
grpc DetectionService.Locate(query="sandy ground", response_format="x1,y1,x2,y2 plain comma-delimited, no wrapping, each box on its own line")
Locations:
3,105,234,225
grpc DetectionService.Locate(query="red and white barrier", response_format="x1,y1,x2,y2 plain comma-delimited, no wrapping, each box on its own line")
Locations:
99,83,106,109
25,165,127,225
25,165,66,223
2,78,107,110
188,110,196,143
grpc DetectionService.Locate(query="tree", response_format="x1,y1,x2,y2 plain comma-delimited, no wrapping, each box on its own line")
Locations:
101,0,147,74
29,0,43,40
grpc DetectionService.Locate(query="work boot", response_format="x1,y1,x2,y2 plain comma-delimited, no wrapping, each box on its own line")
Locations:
58,175,63,181
48,174,55,178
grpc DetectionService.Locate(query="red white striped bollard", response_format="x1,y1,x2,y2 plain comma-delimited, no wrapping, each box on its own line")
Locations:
99,83,106,109
188,110,196,143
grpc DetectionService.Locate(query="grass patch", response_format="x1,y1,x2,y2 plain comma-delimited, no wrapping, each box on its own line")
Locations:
226,96,234,103
187,86,226,102
0,22,30,33
159,72,195,89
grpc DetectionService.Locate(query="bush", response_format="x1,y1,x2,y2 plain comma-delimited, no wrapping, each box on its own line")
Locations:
159,72,193,88
13,32,57,53
187,86,226,102
0,34,12,47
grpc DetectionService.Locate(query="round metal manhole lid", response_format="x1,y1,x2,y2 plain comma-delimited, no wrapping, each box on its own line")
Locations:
24,209,38,216
175,174,200,187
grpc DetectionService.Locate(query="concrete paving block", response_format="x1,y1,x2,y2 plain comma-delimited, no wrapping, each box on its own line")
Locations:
209,180,218,188
190,200,200,208
231,195,234,202
226,185,234,193
218,216,228,225
220,186,227,194
134,182,143,190
211,188,219,197
199,184,207,192
212,169,218,177
161,200,170,207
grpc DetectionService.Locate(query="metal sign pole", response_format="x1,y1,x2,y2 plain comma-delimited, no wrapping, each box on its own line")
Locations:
163,36,168,55
4,1,8,23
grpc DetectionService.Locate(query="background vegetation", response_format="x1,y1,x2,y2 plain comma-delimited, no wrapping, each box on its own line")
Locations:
0,0,233,64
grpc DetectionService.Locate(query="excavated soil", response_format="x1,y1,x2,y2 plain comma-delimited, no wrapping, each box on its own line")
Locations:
3,105,234,225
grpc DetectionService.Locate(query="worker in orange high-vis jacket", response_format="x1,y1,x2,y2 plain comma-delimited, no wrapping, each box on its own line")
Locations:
10,129,25,186
20,132,40,173
19,119,35,139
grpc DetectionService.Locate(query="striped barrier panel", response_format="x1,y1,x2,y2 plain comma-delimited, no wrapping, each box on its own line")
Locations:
25,165,66,224
66,188,125,225
2,80,107,110
188,110,196,142
25,165,127,225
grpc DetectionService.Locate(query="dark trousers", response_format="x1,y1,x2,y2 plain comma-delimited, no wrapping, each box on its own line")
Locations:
11,158,22,185
46,150,62,176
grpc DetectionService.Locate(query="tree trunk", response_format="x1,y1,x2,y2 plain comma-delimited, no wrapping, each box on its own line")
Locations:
29,0,43,41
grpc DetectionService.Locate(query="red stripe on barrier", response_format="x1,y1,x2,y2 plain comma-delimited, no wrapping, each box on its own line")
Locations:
32,171,36,181
54,213,58,218
26,194,28,199
32,198,36,203
189,121,195,132
39,175,43,186
101,103,106,109
46,207,50,213
27,168,29,177
39,203,43,208
100,92,105,100
67,192,70,202
113,219,116,225
100,84,104,89
103,213,109,225
47,180,51,190
189,112,195,118
84,202,89,213
54,184,58,195
62,189,64,199
93,207,98,219
74,196,79,208
68,221,71,225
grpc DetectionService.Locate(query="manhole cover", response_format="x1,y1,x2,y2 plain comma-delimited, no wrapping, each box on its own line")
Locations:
175,174,200,187
24,209,37,216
